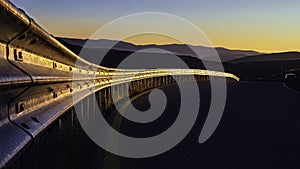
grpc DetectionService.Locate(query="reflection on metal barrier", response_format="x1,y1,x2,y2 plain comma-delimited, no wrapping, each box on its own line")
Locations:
0,0,239,168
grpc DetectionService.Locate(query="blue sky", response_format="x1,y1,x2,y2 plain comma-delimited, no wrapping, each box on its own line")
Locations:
10,0,300,52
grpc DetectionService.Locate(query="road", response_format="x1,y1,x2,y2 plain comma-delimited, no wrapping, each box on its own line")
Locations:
8,80,300,169
107,80,300,169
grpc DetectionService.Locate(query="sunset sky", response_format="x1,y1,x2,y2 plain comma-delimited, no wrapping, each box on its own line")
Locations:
11,0,300,53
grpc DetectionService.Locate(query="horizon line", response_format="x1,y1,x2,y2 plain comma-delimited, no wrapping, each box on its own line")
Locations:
58,36,300,54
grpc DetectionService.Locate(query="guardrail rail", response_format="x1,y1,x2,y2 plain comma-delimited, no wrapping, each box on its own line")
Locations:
0,0,240,168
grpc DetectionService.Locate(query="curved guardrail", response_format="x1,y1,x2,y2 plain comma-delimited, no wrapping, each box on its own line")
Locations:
0,0,240,168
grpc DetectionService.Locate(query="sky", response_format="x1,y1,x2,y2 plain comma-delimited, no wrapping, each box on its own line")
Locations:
11,0,300,53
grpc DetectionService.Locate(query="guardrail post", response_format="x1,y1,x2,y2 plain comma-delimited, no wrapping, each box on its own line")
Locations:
85,96,89,122
103,89,107,111
70,108,75,129
107,87,112,110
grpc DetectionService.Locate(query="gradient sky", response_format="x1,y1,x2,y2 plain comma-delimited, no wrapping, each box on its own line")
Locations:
11,0,300,53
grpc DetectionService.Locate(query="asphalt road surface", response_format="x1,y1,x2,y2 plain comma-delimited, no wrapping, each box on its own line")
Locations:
9,80,300,169
105,80,300,169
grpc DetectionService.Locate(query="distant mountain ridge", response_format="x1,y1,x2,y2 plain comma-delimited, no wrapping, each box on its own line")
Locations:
229,52,300,63
57,37,300,81
58,37,261,62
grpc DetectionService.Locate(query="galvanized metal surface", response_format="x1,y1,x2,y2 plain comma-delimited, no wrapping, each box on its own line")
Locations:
0,0,240,168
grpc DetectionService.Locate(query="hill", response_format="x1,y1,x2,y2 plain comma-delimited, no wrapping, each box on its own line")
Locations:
58,37,261,62
57,37,300,82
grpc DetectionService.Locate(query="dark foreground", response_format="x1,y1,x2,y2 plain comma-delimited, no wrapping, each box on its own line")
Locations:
9,80,300,169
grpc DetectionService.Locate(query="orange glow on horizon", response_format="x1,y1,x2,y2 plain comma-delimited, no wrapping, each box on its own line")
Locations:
123,34,182,46
44,21,300,54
